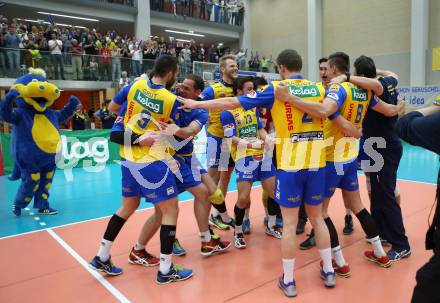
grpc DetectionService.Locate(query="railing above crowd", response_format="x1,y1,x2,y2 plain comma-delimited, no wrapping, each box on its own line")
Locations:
150,0,245,26
93,0,135,7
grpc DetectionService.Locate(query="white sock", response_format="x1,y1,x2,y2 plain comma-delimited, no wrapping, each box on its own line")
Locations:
282,258,295,284
244,208,250,220
319,248,334,273
134,242,145,251
345,209,352,216
235,225,243,234
97,239,112,262
159,253,172,274
212,209,219,217
332,246,346,267
371,236,386,257
219,211,231,223
200,230,211,242
268,215,276,229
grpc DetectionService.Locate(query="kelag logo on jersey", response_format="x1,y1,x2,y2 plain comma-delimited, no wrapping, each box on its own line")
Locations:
133,90,164,114
351,88,368,101
288,85,321,98
238,125,257,137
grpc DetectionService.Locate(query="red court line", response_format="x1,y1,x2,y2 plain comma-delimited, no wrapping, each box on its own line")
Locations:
0,178,437,303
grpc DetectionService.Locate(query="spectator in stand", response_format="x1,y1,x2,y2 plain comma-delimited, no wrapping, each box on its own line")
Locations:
94,100,116,129
207,0,213,21
200,0,206,19
99,41,112,81
121,44,131,76
188,0,195,17
5,25,20,77
219,0,226,23
260,55,269,72
0,32,6,76
130,44,142,77
49,32,65,80
88,56,99,80
70,39,83,80
111,44,122,82
119,70,130,88
237,0,245,26
72,103,89,130
213,0,220,22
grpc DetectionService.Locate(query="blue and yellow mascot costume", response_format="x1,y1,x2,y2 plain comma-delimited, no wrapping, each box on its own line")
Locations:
0,68,80,216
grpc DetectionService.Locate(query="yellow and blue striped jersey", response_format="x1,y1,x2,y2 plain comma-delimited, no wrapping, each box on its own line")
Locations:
237,75,326,170
325,82,377,162
201,80,234,138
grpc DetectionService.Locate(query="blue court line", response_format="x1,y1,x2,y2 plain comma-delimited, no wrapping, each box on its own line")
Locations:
0,143,437,238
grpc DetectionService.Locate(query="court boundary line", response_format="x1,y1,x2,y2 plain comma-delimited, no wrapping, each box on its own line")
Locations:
46,228,131,303
1,176,436,241
0,189,240,241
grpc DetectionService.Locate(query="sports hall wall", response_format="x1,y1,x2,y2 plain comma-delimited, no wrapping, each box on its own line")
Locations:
249,0,440,86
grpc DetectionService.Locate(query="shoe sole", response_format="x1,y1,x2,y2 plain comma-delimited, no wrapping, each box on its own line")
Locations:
156,272,194,285
364,256,392,268
39,212,58,215
278,281,297,297
209,219,230,231
320,275,336,288
89,264,123,276
335,271,351,278
265,231,282,239
128,258,159,267
234,243,246,249
342,230,354,235
389,252,411,263
201,242,232,257
173,252,186,257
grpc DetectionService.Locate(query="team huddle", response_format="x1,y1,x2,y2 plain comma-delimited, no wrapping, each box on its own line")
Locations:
88,49,405,297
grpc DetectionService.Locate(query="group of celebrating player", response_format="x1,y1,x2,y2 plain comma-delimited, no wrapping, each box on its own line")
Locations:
88,48,405,298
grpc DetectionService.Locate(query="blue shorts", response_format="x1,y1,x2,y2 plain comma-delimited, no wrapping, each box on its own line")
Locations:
175,155,205,193
274,168,325,208
325,160,359,198
121,159,178,203
206,133,234,169
235,155,276,183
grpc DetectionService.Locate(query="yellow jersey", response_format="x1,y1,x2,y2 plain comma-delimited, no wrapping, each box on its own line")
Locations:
324,82,376,162
237,75,326,170
201,80,234,138
120,80,178,163
220,107,263,161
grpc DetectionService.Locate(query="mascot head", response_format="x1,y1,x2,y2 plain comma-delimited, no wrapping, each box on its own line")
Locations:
11,68,61,112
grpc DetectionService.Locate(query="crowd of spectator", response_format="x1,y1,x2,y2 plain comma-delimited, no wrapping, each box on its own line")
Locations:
0,10,276,83
151,0,245,26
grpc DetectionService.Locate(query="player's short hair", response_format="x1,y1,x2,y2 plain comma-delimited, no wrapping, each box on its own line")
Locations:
328,52,350,73
219,55,237,67
276,49,302,72
152,55,178,77
185,74,205,91
318,57,328,65
253,76,268,88
354,55,377,78
233,76,254,95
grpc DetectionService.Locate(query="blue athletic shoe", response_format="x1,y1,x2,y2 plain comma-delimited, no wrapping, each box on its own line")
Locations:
242,218,251,234
172,239,186,256
12,205,21,217
89,256,123,276
387,249,411,262
278,276,297,297
156,264,193,284
320,269,336,288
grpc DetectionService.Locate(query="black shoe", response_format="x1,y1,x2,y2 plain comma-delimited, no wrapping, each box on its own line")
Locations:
296,219,306,235
299,231,316,250
342,215,354,235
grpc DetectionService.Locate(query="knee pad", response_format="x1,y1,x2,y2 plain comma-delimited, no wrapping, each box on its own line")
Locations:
209,188,224,205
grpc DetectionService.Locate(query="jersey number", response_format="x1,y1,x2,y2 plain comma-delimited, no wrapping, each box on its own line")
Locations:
137,109,152,129
244,114,253,124
354,104,364,124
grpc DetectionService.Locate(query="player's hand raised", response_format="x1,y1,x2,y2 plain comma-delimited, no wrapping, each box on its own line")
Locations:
137,131,161,147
